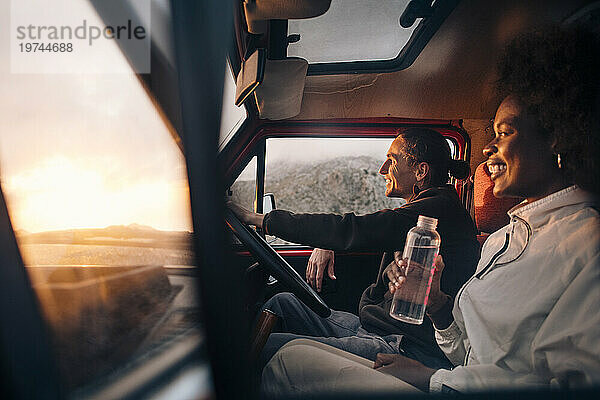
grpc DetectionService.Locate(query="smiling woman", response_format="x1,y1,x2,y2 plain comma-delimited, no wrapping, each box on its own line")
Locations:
484,95,566,202
261,24,600,396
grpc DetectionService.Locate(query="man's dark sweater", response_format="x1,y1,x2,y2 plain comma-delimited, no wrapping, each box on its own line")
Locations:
262,185,480,356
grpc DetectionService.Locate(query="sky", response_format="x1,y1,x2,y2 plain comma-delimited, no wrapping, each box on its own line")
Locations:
0,0,198,233
288,0,414,63
0,0,397,233
267,138,392,165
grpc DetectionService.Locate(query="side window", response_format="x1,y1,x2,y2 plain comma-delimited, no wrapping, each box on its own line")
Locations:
230,156,257,210
0,1,210,393
264,137,404,245
219,64,248,150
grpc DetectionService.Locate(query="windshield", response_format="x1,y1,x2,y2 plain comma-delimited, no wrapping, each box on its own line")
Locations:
0,0,210,393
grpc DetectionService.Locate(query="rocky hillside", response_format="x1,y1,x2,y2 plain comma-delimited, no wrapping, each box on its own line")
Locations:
230,156,405,215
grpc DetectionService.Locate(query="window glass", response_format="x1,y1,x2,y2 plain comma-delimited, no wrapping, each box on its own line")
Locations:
219,64,247,150
264,138,404,245
230,156,257,210
287,0,418,64
264,137,459,245
0,0,209,393
228,156,257,245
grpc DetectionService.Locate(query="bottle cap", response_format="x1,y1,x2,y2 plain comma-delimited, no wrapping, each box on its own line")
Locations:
417,215,438,228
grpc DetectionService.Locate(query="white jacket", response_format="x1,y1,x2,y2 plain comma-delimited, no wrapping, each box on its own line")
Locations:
431,186,600,392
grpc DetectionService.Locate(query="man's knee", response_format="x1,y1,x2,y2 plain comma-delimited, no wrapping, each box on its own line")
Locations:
262,292,300,315
280,338,321,351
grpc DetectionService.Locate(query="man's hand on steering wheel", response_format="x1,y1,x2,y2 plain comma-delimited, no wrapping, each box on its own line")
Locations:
224,204,331,317
227,201,265,227
306,248,336,292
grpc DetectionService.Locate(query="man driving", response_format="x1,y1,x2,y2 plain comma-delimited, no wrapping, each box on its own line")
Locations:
230,127,480,369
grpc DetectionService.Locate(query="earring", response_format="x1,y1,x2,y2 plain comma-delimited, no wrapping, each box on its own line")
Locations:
557,154,562,169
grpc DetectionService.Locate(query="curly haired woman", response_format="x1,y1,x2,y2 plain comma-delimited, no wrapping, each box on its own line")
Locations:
262,25,600,396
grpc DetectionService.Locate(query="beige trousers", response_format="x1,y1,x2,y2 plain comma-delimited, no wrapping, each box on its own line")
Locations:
261,339,422,397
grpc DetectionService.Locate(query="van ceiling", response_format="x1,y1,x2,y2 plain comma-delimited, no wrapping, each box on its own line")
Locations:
292,0,592,121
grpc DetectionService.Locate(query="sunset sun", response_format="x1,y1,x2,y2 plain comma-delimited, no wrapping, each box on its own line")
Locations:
3,156,192,233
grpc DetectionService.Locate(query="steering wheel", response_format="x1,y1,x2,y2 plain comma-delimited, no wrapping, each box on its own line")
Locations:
225,208,331,317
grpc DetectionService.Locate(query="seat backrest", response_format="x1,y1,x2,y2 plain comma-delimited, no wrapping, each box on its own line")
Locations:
473,162,522,243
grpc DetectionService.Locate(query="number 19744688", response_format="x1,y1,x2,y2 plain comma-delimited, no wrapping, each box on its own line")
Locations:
19,42,73,52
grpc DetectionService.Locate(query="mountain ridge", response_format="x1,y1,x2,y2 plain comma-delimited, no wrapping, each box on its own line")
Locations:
230,155,405,216
16,224,193,250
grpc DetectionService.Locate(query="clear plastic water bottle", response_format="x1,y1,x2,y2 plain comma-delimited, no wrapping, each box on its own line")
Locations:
389,215,441,324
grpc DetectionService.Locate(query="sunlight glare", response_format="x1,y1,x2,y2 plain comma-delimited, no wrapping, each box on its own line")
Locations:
4,156,192,233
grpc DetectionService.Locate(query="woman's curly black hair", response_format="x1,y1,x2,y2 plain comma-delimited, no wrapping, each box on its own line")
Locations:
496,25,600,193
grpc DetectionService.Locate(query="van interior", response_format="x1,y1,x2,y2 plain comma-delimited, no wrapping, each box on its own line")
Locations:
0,0,598,399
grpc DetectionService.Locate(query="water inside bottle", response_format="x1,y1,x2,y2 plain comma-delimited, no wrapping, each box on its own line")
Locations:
389,244,438,324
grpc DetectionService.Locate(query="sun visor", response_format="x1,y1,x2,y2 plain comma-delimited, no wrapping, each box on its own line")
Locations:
244,0,332,34
254,57,308,120
235,49,266,106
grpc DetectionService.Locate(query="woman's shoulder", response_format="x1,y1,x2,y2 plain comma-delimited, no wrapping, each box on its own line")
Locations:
549,203,600,254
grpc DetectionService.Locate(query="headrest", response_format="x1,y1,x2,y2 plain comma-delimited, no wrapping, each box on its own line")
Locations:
473,163,522,234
